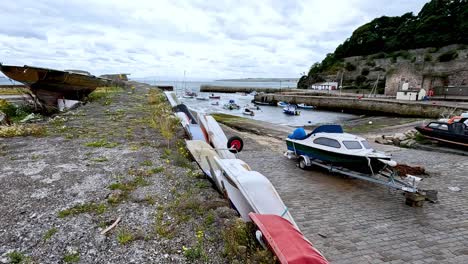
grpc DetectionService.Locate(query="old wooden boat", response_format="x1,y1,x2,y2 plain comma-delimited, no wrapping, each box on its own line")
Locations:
0,64,111,107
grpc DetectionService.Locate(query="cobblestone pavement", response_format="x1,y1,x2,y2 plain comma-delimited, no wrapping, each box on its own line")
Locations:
225,126,468,264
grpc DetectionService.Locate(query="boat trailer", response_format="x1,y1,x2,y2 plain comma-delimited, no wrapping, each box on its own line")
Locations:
284,150,437,207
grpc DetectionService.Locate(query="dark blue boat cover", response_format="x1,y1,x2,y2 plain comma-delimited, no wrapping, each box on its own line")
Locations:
288,128,308,140
312,125,343,134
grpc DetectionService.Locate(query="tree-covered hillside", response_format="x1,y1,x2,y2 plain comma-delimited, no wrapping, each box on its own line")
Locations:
298,0,468,89
335,0,468,58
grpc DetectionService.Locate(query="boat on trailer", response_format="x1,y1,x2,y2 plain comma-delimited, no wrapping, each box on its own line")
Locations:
284,125,434,201
286,125,392,174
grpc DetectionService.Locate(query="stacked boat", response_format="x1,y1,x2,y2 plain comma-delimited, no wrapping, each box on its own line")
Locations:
164,91,329,263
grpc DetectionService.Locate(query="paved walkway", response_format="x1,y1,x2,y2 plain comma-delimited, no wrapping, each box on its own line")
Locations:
227,127,468,264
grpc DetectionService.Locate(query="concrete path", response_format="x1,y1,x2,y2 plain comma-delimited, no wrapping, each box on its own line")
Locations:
224,125,468,264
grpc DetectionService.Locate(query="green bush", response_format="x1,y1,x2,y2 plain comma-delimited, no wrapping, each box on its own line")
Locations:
345,62,356,71
365,60,376,67
361,68,370,76
355,75,367,85
424,54,432,62
438,50,458,62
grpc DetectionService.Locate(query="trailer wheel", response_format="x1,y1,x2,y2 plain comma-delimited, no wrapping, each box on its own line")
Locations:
227,136,243,153
298,157,307,170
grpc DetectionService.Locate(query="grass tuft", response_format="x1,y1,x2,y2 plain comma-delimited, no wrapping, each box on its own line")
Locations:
63,252,80,263
43,227,58,241
84,139,119,148
58,202,107,218
117,229,134,245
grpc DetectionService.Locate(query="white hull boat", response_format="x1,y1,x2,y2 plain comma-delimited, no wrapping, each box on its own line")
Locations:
214,157,297,227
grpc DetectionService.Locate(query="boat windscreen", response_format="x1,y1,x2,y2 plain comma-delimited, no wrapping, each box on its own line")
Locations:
361,140,372,149
343,140,362,149
313,137,341,148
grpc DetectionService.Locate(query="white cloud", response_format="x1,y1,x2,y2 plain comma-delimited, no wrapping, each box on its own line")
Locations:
0,0,428,79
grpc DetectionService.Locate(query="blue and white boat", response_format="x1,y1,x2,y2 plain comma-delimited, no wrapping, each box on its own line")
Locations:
277,101,288,107
297,103,315,109
285,125,394,174
283,105,300,115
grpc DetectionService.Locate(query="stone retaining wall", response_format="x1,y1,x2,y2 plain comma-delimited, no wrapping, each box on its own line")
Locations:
254,94,468,118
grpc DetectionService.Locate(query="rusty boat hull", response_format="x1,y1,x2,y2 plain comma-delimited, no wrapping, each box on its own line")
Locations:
0,64,111,107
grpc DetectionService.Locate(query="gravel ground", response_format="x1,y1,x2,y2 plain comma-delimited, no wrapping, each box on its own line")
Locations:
0,83,242,264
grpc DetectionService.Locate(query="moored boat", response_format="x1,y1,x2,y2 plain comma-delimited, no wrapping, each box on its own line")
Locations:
243,108,255,116
0,64,111,107
277,101,288,107
297,103,315,109
209,93,221,99
286,125,394,174
223,99,240,110
283,105,300,115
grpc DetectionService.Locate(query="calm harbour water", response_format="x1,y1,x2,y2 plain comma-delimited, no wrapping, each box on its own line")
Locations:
138,79,357,127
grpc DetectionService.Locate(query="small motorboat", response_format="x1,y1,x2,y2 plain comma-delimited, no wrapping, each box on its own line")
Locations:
209,93,221,99
211,101,219,106
283,105,300,116
245,104,260,111
243,108,255,116
223,99,240,110
196,95,209,100
252,100,276,106
183,90,197,99
415,115,468,148
277,101,288,107
286,125,394,174
297,103,315,109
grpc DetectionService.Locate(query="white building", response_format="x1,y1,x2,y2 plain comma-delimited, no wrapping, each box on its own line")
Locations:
310,82,338,90
395,82,427,100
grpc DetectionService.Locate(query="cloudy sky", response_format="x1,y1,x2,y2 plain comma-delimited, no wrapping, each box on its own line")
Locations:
0,0,428,80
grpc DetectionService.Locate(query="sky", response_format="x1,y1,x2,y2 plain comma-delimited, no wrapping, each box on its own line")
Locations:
0,0,428,80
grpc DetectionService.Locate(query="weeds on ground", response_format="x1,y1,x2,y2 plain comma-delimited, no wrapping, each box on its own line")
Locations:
7,251,32,264
91,156,108,162
0,124,47,138
183,230,208,261
63,252,80,263
58,202,107,218
140,160,153,166
107,176,150,204
0,99,36,123
88,86,124,102
84,139,119,148
223,219,275,263
147,89,180,147
117,229,134,245
43,227,58,241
